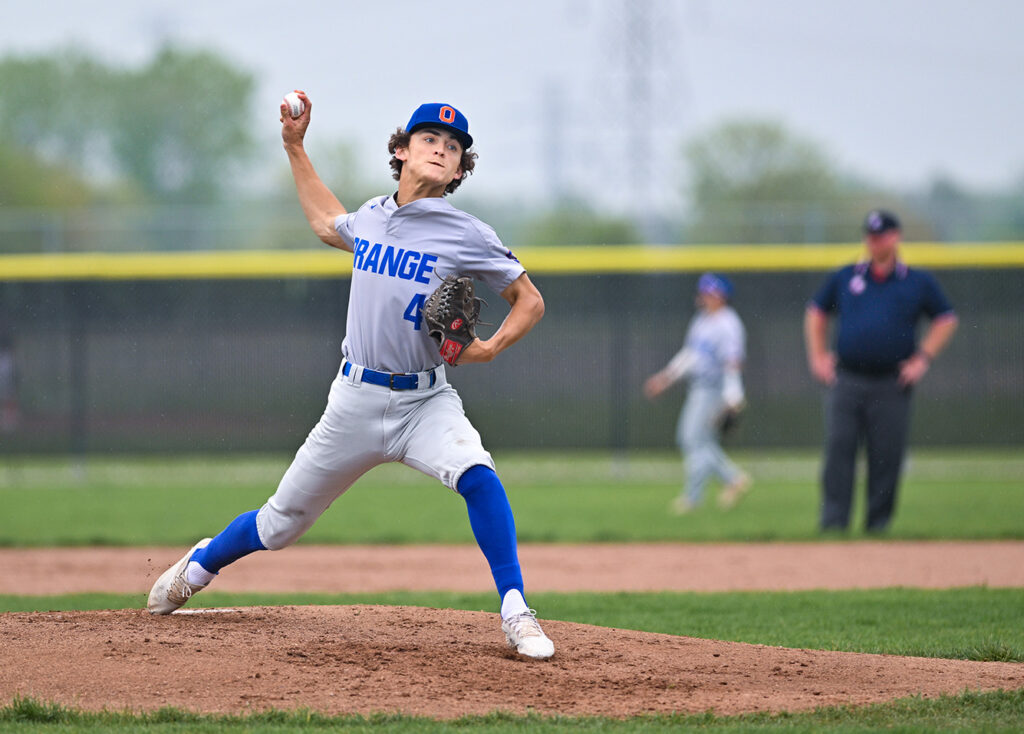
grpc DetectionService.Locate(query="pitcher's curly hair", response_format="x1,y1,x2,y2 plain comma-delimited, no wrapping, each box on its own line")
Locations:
387,128,477,195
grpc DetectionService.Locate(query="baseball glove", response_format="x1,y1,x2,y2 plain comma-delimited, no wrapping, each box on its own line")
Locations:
714,403,745,439
423,274,484,366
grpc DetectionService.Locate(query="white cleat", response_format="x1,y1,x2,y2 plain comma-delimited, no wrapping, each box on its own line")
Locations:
147,538,212,615
671,495,697,515
718,473,752,510
502,609,555,660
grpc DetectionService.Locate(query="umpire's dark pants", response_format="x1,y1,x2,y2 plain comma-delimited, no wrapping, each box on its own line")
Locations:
821,370,913,532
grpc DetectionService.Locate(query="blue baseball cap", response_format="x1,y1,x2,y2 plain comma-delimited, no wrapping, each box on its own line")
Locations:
697,272,733,299
406,103,473,149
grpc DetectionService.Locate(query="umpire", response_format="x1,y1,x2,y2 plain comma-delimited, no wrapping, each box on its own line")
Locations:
804,209,958,532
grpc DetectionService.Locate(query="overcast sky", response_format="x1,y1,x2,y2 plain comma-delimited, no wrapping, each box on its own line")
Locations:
4,0,1023,213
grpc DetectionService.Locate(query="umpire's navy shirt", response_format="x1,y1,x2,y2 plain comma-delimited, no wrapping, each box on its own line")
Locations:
810,262,955,375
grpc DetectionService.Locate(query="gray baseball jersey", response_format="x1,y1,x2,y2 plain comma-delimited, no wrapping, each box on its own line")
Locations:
679,306,746,386
334,195,525,374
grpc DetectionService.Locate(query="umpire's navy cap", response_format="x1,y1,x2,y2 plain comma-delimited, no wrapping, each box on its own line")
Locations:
863,209,901,235
406,103,473,149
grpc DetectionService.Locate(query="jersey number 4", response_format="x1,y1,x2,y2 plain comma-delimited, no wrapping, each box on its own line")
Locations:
403,293,426,331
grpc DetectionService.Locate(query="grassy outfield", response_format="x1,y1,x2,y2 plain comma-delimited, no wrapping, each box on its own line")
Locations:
1,449,1022,545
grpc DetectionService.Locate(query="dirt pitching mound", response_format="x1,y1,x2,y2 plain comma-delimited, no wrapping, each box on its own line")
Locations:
2,605,1022,719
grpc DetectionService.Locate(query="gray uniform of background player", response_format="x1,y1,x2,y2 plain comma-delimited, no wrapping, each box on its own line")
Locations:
645,276,749,511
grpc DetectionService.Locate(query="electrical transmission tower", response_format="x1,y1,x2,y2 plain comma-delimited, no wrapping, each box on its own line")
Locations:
624,1,654,212
614,0,686,235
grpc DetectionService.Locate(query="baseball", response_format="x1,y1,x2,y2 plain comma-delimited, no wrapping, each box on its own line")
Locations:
283,91,305,119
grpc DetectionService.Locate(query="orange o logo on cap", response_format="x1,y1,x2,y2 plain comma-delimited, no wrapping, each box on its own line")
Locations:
439,106,456,123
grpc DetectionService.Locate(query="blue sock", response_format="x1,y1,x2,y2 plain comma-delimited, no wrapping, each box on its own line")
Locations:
191,509,266,574
457,465,524,601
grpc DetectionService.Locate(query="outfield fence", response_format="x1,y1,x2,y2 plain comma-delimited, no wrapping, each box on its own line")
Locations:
1,244,1021,454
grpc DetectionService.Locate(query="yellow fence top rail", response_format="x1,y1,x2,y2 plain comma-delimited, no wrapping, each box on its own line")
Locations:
2,243,1023,281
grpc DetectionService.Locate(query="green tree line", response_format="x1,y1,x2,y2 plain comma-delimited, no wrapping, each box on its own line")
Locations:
1,45,1022,246
0,46,252,205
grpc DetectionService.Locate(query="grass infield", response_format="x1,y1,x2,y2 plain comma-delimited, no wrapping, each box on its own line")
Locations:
3,689,1024,733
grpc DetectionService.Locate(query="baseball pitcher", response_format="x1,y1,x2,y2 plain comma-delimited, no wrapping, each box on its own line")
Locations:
148,96,554,660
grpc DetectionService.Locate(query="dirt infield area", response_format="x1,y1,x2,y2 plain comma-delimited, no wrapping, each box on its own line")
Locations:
2,541,1023,719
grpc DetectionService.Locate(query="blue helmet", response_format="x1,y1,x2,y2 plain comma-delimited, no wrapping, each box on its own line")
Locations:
697,272,734,300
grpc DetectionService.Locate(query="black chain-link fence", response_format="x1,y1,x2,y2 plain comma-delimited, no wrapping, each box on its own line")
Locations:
1,269,1021,454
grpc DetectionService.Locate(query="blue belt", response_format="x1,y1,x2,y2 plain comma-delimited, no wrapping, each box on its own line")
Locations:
342,361,436,390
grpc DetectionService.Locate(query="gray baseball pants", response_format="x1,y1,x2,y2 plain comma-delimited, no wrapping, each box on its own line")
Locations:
821,370,912,532
677,382,743,505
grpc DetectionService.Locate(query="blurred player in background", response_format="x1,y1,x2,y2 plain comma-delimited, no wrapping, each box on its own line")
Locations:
644,273,751,514
804,209,958,533
148,94,555,660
